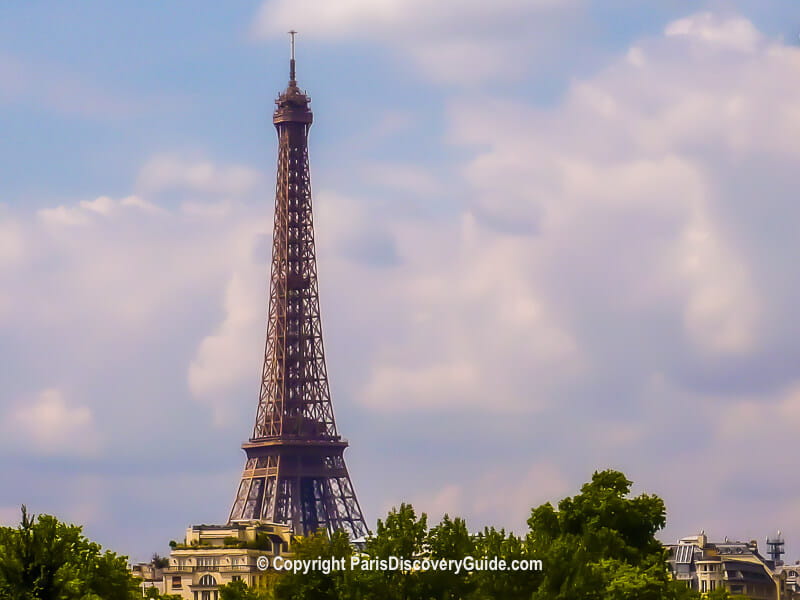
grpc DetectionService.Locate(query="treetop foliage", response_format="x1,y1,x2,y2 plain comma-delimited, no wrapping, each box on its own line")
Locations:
270,470,702,600
0,505,140,600
2,471,714,600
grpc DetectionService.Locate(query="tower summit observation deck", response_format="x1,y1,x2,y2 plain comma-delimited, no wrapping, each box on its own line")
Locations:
228,33,369,539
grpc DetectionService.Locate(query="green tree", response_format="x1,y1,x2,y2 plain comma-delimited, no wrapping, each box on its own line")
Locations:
262,471,701,599
0,505,140,600
220,579,273,600
705,588,751,600
526,470,698,600
359,503,428,600
422,514,476,600
150,553,170,569
273,529,354,600
469,527,538,600
143,587,182,600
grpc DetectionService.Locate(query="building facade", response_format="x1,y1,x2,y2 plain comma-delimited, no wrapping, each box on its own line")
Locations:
776,564,800,598
131,561,166,596
161,521,292,600
666,532,793,599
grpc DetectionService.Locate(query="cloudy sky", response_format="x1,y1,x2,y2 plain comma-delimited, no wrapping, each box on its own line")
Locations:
2,1,800,563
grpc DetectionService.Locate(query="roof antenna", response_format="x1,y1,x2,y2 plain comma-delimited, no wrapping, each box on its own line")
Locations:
289,30,297,84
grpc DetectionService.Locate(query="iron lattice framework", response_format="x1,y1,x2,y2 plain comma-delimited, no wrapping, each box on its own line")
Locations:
228,47,368,540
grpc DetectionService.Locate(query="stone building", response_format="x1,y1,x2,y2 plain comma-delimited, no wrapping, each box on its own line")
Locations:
131,561,166,596
666,532,793,599
161,521,292,600
776,563,800,598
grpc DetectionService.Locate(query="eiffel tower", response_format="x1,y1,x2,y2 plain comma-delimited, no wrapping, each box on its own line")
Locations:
228,34,368,539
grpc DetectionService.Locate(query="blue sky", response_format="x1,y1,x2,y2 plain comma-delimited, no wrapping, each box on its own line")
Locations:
2,1,800,563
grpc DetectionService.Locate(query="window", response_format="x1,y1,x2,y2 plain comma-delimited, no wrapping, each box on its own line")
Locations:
199,574,217,587
701,580,706,593
232,575,241,582
198,557,218,567
172,576,182,588
710,581,715,591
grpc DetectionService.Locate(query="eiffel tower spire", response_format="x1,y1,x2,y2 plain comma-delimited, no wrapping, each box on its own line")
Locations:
228,34,368,539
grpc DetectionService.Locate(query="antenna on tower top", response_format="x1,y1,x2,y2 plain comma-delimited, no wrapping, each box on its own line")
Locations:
289,30,297,84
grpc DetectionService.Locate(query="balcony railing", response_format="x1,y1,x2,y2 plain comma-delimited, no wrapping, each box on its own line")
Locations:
163,565,257,573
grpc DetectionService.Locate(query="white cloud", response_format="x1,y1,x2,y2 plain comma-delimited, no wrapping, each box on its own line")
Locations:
137,155,262,197
3,192,241,338
79,195,162,216
3,389,98,457
665,12,761,52
181,199,234,218
253,0,573,38
442,12,800,372
187,232,267,425
37,204,91,226
676,211,760,355
0,160,272,439
120,194,166,215
0,215,24,267
715,384,800,443
362,162,442,196
364,362,479,410
412,462,569,531
626,46,646,68
79,196,115,215
413,484,464,521
340,205,580,412
37,194,165,227
251,0,581,84
471,463,569,527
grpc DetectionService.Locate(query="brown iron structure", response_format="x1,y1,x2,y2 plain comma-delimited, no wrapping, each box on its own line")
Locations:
228,34,369,539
